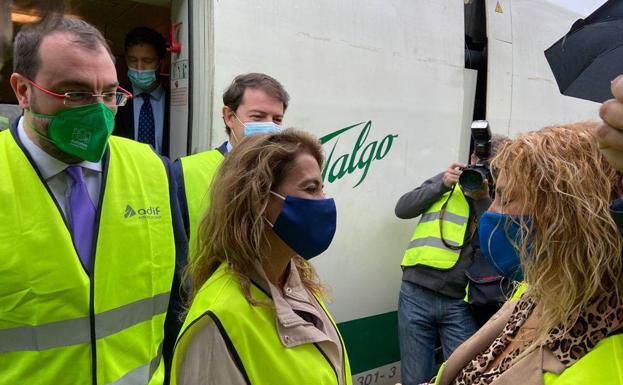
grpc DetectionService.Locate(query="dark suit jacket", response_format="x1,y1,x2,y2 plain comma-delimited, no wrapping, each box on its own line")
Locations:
114,84,171,157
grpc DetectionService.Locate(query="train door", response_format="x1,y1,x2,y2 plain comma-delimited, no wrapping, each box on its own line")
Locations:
169,0,190,159
169,0,214,159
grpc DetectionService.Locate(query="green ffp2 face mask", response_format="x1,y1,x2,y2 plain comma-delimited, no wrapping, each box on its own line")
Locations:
30,103,115,162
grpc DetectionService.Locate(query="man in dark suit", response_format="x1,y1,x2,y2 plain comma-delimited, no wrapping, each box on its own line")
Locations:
115,27,170,156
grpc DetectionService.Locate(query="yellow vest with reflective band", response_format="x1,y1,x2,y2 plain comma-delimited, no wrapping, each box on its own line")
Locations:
172,263,353,385
543,333,623,384
179,149,224,256
401,185,470,269
0,132,176,385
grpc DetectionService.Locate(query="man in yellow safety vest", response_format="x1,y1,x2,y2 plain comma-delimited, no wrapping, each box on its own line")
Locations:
0,17,187,385
172,73,289,255
395,134,507,385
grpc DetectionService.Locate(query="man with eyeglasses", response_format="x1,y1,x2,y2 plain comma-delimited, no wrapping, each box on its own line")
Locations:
1,17,186,385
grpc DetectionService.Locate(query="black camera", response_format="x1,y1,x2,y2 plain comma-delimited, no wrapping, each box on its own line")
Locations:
459,120,492,193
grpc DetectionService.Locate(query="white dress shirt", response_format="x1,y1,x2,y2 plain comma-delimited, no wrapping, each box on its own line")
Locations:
17,117,102,223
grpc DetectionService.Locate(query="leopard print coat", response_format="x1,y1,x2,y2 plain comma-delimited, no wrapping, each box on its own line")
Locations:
449,292,623,385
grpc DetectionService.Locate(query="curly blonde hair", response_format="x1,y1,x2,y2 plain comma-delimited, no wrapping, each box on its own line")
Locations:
491,122,623,349
185,128,326,305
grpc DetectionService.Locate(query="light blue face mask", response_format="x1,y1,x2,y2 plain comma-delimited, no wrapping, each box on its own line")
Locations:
244,121,282,136
233,113,282,137
127,68,157,90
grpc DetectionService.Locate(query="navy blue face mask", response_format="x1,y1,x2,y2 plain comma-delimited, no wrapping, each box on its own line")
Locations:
268,191,337,260
478,212,531,281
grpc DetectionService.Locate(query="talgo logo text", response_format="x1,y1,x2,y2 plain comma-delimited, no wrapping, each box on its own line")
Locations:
320,120,398,188
124,204,161,219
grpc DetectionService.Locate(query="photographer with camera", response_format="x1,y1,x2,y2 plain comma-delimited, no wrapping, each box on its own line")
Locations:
395,121,508,385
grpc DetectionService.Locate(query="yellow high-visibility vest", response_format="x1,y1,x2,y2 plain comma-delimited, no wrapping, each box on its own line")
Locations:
434,333,623,384
543,333,623,384
0,131,176,385
401,185,470,269
179,149,224,256
172,262,353,385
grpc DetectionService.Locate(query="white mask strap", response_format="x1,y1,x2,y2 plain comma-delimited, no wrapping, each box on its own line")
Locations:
229,112,245,144
233,112,246,127
230,128,240,145
270,190,286,200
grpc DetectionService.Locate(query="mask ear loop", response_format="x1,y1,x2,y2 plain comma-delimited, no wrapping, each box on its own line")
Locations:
270,190,286,200
23,109,55,143
264,191,286,227
233,112,245,126
230,129,240,145
229,112,246,145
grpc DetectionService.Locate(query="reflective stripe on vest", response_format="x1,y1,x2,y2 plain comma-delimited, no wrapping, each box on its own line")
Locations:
179,149,224,256
0,131,175,385
172,263,353,385
401,185,469,269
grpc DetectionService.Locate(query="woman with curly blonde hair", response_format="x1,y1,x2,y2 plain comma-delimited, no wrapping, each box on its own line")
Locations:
171,129,352,385
429,123,623,385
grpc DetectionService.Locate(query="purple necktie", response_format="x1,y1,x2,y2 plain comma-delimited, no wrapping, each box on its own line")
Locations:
66,166,96,273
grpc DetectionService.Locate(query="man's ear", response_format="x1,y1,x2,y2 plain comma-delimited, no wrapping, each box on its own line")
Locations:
10,73,32,109
222,105,235,129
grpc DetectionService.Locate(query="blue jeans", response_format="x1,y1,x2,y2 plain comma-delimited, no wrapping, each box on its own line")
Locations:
398,281,476,385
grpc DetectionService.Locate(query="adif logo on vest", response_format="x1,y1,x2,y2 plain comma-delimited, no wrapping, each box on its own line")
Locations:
124,205,137,218
124,204,161,219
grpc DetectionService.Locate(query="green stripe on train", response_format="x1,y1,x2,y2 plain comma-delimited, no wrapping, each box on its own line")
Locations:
337,311,400,375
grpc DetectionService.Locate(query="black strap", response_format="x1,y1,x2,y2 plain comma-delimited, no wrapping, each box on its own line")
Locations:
207,311,252,385
439,184,467,250
609,326,623,337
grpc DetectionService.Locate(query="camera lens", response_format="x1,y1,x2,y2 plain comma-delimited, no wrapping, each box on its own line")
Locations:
459,167,486,193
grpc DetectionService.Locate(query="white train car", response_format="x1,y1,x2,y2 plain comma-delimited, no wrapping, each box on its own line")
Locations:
170,2,602,383
1,1,603,383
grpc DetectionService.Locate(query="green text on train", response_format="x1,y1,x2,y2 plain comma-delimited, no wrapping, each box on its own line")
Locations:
320,121,399,188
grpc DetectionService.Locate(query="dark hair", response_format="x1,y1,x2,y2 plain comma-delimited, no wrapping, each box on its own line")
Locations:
13,16,113,80
223,73,290,134
124,27,167,60
490,134,508,157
